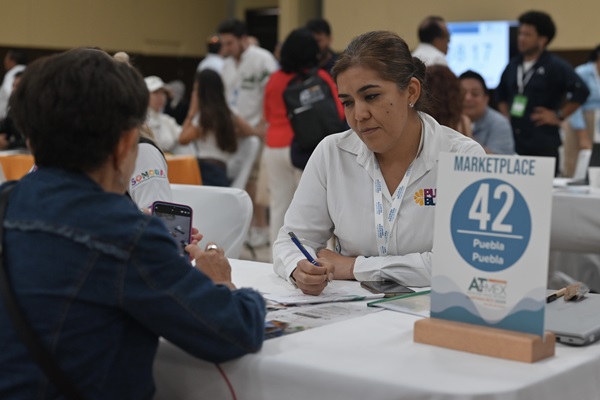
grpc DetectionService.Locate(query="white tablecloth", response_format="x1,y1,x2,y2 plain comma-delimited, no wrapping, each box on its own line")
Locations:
153,259,600,400
550,186,600,253
550,186,600,290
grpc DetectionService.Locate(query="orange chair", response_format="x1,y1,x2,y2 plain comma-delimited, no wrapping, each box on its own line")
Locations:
0,154,35,180
165,155,202,185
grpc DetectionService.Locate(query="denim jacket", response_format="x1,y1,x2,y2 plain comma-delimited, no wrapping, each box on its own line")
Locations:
0,167,266,399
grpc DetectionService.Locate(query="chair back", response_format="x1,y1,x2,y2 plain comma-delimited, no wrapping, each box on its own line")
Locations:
170,184,252,258
573,149,592,180
166,155,202,185
227,136,261,189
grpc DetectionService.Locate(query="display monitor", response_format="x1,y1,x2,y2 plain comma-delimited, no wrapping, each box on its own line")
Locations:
446,20,518,90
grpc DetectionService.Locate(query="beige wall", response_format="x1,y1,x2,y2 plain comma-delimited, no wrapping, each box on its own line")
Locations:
0,0,229,56
278,0,320,42
235,0,278,20
324,0,600,52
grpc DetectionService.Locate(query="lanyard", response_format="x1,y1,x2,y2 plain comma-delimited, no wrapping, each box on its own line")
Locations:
517,63,536,94
373,162,414,256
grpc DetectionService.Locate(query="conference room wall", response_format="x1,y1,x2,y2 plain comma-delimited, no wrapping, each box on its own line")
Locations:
0,0,277,93
322,0,600,54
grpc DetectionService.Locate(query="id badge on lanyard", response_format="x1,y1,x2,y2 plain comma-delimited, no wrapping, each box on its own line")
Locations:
373,162,413,256
510,64,535,118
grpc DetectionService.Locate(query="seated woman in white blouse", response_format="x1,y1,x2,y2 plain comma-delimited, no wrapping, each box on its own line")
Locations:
272,31,484,296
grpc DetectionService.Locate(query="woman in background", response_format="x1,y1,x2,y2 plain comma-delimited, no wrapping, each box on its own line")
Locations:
179,69,256,186
426,64,472,136
263,27,344,245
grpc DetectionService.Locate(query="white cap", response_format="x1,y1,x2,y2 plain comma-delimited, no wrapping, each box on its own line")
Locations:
144,76,165,93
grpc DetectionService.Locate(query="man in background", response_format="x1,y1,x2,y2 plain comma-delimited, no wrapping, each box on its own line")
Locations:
218,18,278,247
197,34,225,74
412,16,450,66
496,10,589,175
306,18,338,75
0,49,27,120
459,70,515,154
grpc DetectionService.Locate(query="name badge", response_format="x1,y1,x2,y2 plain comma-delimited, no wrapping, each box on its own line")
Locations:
510,95,528,118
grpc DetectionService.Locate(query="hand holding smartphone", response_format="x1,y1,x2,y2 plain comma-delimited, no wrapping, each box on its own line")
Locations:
360,281,415,298
151,201,193,256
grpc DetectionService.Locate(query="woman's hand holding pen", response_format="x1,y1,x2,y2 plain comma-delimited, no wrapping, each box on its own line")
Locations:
292,258,334,296
317,249,356,280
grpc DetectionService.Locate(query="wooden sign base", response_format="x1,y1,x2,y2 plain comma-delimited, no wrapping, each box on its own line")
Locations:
414,317,555,363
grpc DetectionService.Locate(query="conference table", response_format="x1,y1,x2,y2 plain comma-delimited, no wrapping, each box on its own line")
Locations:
549,185,600,290
153,259,600,400
550,185,600,253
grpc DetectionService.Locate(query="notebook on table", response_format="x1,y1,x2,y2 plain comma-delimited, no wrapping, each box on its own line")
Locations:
545,292,600,346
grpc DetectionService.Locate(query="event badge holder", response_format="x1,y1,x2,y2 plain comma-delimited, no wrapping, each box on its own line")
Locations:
413,153,557,363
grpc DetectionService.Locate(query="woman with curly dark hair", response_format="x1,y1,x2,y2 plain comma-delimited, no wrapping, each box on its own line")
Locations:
426,64,472,136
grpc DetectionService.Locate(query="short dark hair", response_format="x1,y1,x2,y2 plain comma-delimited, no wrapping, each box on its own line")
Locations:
306,18,331,36
10,48,148,172
217,18,247,38
459,70,488,94
6,49,28,65
207,35,221,54
418,16,446,44
333,31,430,112
279,28,319,74
589,45,600,62
518,11,556,45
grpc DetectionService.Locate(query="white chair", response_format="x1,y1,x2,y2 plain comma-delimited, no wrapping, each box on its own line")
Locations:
170,184,253,258
227,136,261,189
573,149,592,180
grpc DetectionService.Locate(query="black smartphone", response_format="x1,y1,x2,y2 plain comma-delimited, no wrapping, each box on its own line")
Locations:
151,201,193,256
360,281,415,297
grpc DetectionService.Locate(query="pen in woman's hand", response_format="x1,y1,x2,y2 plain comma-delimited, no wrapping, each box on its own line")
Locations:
288,232,320,266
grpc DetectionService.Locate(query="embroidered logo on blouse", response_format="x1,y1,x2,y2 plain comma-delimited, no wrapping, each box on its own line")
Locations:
131,169,166,187
413,188,436,206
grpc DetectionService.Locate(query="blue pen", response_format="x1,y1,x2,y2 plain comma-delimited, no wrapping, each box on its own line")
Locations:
288,232,319,266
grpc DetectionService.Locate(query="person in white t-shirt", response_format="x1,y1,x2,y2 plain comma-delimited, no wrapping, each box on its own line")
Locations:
273,31,484,296
217,18,278,247
411,16,450,67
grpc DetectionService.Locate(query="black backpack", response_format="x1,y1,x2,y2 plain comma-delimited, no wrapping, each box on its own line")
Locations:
283,68,345,169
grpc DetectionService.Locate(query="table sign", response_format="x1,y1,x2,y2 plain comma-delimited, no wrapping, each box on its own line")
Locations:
430,153,555,336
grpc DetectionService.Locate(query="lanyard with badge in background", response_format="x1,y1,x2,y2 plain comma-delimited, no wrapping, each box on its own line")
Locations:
373,162,413,256
510,63,536,118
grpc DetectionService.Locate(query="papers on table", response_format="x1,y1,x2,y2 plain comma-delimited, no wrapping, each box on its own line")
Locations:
261,280,384,305
266,302,381,336
367,291,431,318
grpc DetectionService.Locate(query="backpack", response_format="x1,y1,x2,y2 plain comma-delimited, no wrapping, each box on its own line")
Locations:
283,68,345,169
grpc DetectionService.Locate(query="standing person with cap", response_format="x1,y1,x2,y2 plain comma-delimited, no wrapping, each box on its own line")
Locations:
144,75,192,155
